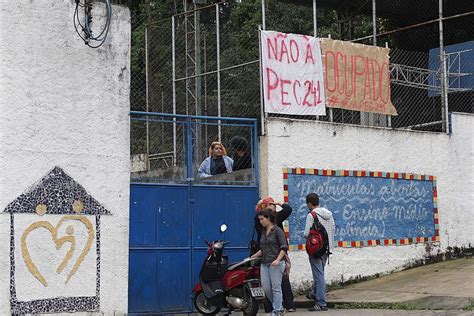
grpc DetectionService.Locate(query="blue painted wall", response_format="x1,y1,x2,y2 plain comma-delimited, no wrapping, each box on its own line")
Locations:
287,174,436,245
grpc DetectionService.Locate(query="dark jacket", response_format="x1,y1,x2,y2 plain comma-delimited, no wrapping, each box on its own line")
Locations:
254,203,293,241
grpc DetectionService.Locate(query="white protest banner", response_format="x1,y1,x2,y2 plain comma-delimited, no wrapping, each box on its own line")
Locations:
261,31,326,116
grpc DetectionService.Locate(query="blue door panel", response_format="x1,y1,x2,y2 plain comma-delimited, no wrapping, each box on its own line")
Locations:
223,188,259,247
156,186,190,247
128,250,159,312
158,250,192,311
130,186,158,246
192,249,207,285
129,184,259,314
192,187,226,246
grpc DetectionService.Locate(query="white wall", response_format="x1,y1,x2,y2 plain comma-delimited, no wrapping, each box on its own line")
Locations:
0,0,130,314
260,113,474,286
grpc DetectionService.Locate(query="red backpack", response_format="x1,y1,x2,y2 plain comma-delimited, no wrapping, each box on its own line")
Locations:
305,211,329,258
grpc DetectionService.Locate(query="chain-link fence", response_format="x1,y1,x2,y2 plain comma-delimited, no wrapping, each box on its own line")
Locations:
129,0,472,139
130,112,258,185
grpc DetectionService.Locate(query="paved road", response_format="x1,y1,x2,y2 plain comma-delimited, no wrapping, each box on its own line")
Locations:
186,309,474,315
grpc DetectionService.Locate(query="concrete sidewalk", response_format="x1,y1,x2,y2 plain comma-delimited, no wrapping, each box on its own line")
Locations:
295,258,474,310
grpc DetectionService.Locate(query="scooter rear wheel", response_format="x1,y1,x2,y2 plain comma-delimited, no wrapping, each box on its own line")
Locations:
242,286,260,316
194,291,222,314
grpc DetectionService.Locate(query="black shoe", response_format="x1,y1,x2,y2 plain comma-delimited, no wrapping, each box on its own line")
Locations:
308,305,328,312
305,292,315,300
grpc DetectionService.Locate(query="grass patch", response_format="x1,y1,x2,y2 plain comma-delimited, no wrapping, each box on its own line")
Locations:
463,299,474,311
332,302,419,310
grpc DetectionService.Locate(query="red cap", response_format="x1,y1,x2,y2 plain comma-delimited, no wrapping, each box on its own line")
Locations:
255,196,275,212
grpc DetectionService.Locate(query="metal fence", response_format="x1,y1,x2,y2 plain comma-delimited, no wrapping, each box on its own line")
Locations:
130,111,258,185
129,0,473,136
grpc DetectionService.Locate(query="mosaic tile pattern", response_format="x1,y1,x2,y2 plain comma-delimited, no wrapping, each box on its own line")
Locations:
4,167,110,215
5,167,110,314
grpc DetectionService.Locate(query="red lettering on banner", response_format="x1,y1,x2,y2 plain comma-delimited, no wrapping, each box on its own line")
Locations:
304,43,315,64
266,66,323,107
267,38,278,60
289,39,300,63
265,34,317,65
336,51,345,95
325,49,391,112
281,79,291,106
266,67,279,100
363,58,372,100
325,50,336,92
280,40,290,63
293,80,302,105
353,55,365,100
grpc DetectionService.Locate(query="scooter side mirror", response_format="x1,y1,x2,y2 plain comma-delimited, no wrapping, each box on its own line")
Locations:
220,224,227,233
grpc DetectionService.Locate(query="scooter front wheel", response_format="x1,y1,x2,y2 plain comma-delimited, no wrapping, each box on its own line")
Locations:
194,291,222,314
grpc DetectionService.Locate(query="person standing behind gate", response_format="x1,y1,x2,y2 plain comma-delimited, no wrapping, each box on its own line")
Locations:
198,141,233,178
254,197,296,312
230,136,252,171
304,193,335,312
250,209,288,316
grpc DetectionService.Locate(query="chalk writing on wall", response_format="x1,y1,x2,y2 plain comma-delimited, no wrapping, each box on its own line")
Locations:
283,168,439,249
261,31,326,116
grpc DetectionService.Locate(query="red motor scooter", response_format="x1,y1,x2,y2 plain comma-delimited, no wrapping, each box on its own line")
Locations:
192,224,265,315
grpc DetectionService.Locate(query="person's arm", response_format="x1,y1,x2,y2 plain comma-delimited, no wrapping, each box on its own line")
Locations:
272,227,288,266
198,158,211,178
254,214,263,240
225,156,234,173
303,212,314,239
276,203,293,223
250,250,262,259
271,249,286,266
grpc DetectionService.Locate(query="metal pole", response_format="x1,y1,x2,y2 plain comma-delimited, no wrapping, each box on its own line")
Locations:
372,0,377,46
172,16,177,165
258,25,265,136
313,0,320,121
312,0,317,37
362,0,377,126
439,0,449,133
328,34,333,122
145,26,150,170
386,41,392,128
216,4,222,141
261,0,266,30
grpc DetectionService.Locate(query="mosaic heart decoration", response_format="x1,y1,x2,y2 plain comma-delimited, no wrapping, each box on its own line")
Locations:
21,215,95,287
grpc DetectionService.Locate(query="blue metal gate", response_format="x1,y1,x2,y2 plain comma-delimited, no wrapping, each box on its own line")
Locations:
128,113,259,314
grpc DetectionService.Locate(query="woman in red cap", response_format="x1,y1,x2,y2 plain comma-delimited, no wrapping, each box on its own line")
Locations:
254,196,296,312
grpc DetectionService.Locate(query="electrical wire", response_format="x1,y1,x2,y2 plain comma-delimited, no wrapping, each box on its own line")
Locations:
73,0,112,48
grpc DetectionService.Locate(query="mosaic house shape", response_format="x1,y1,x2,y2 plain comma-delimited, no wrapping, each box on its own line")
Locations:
3,167,111,314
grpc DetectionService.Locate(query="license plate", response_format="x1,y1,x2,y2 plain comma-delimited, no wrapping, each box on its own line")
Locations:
250,287,265,298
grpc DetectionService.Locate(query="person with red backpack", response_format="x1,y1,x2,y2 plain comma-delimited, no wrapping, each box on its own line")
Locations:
304,193,335,312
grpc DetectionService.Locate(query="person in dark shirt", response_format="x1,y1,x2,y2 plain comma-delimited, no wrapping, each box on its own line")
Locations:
254,197,296,312
250,209,288,316
230,136,252,171
198,141,233,178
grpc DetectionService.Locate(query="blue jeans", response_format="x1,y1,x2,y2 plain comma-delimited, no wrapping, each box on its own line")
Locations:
309,255,328,307
260,261,286,315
